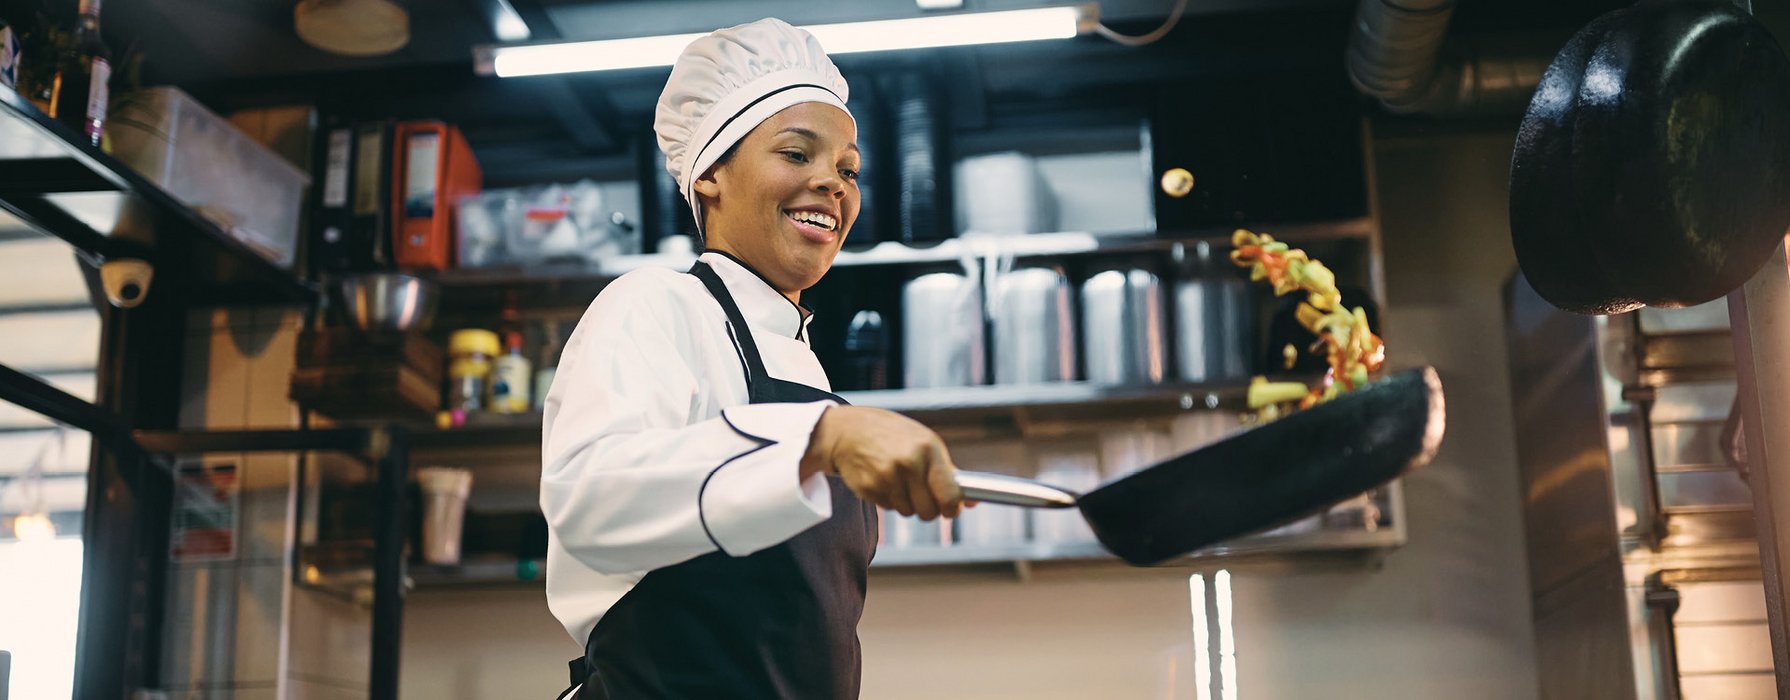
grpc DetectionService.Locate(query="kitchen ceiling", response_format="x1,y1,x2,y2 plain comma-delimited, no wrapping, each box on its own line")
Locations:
90,0,1630,84
2,0,1631,184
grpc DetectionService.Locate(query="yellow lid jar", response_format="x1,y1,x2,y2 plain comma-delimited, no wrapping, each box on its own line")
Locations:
447,329,501,413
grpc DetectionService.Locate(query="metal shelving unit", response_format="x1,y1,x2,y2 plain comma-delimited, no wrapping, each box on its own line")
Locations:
868,525,1403,569
408,376,1314,452
0,90,319,699
400,512,1405,588
422,218,1376,315
397,379,1405,586
130,427,412,700
0,89,315,305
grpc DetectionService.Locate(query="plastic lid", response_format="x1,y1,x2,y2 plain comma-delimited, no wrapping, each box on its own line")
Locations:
505,331,525,351
449,329,501,356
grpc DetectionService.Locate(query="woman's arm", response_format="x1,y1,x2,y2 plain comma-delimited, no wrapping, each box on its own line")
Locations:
540,275,835,575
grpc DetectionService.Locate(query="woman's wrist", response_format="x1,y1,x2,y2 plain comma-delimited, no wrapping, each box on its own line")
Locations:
800,405,839,480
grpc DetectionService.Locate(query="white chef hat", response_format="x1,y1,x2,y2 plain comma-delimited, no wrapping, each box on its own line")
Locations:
654,18,853,234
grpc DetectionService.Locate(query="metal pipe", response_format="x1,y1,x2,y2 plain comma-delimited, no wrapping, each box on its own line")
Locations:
1346,0,1453,105
1346,0,1548,114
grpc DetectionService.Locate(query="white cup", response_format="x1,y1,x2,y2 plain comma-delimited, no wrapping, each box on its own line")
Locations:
417,467,473,565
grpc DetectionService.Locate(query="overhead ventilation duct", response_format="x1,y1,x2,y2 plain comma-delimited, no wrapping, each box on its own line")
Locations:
1345,0,1549,115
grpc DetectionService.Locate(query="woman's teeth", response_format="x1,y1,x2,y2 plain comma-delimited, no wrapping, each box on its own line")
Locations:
786,210,837,231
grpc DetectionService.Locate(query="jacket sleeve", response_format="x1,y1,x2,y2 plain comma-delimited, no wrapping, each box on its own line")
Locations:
540,277,837,575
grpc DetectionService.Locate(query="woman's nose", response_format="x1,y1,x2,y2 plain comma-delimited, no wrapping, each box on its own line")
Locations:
814,171,845,198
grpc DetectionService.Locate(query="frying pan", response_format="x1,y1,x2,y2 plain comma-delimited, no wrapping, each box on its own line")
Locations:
1509,0,1790,315
952,367,1445,565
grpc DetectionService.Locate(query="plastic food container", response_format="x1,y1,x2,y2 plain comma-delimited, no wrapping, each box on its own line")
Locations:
108,87,310,269
456,180,642,268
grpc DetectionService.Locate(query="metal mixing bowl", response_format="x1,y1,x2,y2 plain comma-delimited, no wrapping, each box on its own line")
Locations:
338,273,439,332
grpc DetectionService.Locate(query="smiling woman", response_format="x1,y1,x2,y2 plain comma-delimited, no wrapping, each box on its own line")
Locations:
542,18,964,700
696,104,862,298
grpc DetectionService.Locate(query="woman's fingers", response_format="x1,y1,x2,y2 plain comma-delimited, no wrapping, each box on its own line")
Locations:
823,409,965,521
903,445,939,520
926,441,964,519
885,459,917,517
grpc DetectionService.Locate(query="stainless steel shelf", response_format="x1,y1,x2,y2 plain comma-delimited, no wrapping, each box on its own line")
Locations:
0,89,315,304
402,526,1402,588
407,377,1297,450
869,527,1402,568
828,219,1372,269
425,219,1374,303
842,380,1254,414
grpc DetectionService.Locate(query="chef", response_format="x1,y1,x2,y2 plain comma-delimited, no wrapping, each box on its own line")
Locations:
543,18,965,700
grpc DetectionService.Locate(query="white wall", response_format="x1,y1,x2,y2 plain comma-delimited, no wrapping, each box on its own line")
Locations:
396,127,1543,699
400,588,579,699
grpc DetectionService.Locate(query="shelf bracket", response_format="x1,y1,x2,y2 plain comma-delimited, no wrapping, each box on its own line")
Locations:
0,157,120,195
0,361,134,452
0,194,126,260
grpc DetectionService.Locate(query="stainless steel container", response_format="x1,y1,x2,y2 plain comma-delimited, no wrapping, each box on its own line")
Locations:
902,270,985,388
991,265,1076,384
1080,265,1168,385
339,272,439,332
1175,242,1253,382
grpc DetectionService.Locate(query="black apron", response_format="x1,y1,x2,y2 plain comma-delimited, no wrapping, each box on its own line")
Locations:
559,260,879,700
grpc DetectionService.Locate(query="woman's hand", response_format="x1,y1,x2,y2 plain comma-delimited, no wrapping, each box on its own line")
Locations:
802,405,964,520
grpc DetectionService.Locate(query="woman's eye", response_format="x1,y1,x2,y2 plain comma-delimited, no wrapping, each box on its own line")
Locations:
840,168,860,181
782,151,808,163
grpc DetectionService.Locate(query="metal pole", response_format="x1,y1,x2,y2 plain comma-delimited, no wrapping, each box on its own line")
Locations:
369,426,409,699
1725,240,1790,693
73,295,181,700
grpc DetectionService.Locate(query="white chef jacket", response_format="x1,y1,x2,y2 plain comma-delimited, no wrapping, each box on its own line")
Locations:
541,251,841,645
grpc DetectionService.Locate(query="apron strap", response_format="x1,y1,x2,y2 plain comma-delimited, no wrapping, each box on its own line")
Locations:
690,261,775,403
555,656,585,700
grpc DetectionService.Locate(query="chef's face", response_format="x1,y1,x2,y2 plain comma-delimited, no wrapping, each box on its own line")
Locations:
694,102,860,296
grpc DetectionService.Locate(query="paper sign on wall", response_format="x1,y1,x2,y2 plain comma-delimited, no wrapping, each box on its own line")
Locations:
170,462,239,562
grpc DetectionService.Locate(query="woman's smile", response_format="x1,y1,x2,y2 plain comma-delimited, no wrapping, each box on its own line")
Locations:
693,102,861,300
784,205,841,244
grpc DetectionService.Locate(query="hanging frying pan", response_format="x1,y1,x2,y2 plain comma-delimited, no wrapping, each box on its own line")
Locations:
1509,0,1790,315
953,367,1445,565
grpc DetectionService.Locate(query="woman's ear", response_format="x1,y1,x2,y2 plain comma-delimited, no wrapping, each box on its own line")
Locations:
692,165,723,199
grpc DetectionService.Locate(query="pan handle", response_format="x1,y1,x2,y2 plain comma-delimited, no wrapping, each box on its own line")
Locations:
955,471,1080,509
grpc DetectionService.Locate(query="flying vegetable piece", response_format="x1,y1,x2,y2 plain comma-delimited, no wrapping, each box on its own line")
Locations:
1230,228,1387,418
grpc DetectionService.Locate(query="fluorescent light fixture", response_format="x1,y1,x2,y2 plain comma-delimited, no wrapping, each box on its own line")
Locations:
490,0,532,42
478,5,1089,78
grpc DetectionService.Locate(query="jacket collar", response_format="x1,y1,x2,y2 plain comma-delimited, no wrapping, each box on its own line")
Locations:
699,250,814,341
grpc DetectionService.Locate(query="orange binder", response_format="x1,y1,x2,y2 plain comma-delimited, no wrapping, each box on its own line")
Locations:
392,121,481,270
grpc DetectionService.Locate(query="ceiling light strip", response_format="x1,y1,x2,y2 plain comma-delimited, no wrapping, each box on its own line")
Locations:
479,5,1088,78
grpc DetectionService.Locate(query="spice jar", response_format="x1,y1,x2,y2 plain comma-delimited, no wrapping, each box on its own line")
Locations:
448,329,500,414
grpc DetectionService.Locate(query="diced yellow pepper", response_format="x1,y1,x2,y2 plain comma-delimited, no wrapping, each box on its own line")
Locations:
1248,376,1312,408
